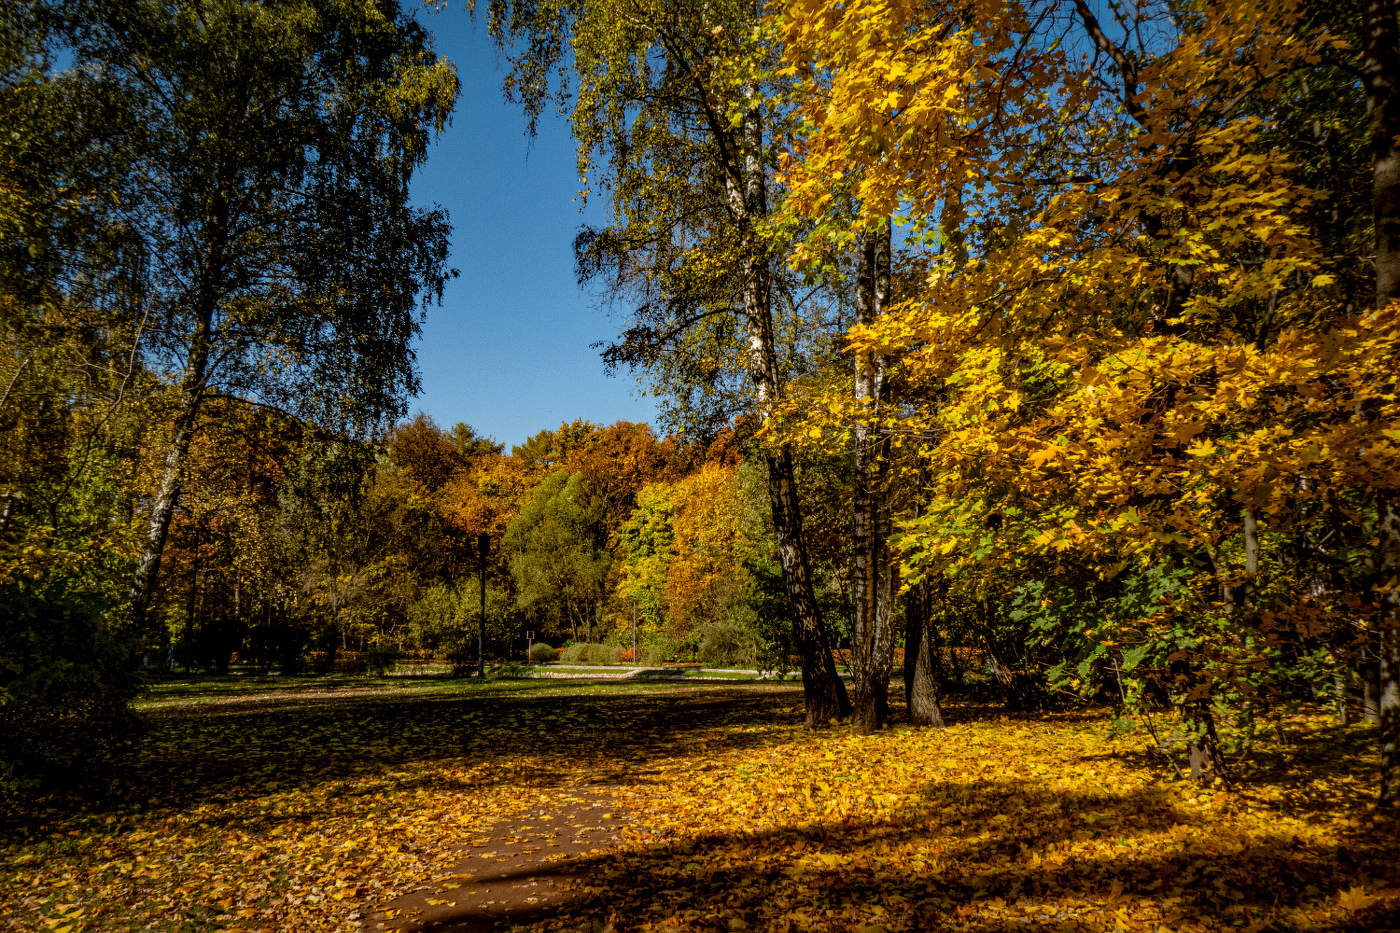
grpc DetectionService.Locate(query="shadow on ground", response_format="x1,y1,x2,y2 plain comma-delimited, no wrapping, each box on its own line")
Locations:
5,680,804,834
415,774,1400,933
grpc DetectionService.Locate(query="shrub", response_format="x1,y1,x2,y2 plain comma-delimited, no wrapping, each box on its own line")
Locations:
589,643,624,665
1,578,140,802
365,639,400,676
695,617,758,667
639,632,681,666
560,642,624,664
529,641,558,663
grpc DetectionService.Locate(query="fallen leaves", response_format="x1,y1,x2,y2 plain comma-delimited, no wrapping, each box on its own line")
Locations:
1,679,1397,932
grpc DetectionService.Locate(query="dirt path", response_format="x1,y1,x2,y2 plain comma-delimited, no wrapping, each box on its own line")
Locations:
363,786,625,932
357,688,798,932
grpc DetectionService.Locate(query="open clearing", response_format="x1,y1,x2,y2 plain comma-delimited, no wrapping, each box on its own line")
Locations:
3,676,1398,932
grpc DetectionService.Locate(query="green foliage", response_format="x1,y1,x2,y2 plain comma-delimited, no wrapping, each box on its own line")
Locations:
0,570,140,800
694,617,759,667
560,642,625,665
615,483,675,631
504,472,611,641
364,638,400,677
55,0,458,433
528,642,558,663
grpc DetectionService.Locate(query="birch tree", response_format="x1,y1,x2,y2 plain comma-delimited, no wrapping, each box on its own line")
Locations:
480,0,851,724
55,0,457,628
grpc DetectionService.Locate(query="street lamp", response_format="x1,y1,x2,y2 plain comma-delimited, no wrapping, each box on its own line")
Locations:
476,532,488,678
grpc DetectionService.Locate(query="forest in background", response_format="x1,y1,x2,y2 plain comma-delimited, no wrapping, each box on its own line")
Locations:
4,0,1400,810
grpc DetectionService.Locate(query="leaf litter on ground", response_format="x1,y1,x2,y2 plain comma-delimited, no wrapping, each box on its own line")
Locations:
2,676,1397,932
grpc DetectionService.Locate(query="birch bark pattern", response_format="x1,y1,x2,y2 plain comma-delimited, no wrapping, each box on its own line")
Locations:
1361,0,1400,805
728,94,849,725
851,219,896,731
128,301,215,629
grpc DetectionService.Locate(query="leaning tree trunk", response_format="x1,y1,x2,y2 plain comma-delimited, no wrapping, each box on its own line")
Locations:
128,304,215,630
1361,0,1400,806
729,92,849,726
765,446,850,725
851,219,897,732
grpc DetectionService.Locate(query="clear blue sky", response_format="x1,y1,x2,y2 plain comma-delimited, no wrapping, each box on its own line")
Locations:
407,9,659,450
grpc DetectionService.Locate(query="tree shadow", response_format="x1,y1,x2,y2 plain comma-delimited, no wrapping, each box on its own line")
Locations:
417,777,1399,932
4,682,805,836
1090,715,1386,827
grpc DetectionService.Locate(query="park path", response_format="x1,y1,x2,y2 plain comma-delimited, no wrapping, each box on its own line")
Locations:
362,786,626,932
356,686,797,932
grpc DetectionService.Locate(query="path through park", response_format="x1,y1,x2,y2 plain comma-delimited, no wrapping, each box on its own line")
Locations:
370,786,625,931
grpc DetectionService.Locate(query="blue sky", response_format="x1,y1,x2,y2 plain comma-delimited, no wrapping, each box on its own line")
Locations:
407,9,659,450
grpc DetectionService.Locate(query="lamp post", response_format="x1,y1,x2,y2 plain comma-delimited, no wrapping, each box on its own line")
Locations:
477,532,488,678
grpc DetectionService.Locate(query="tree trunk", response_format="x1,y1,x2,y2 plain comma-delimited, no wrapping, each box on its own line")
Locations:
128,373,207,630
851,220,896,732
765,447,850,725
903,580,945,727
1363,0,1400,305
1186,698,1227,784
1361,0,1400,805
1379,496,1400,804
728,92,849,726
1363,660,1381,724
1336,667,1351,727
128,205,221,630
1242,508,1259,600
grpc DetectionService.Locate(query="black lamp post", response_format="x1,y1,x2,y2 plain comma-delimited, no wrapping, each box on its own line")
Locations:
476,532,488,678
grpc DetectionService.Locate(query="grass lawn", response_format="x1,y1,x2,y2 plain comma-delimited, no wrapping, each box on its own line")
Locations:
521,664,785,681
3,674,1397,931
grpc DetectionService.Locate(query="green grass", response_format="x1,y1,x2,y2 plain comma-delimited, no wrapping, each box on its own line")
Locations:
135,669,783,711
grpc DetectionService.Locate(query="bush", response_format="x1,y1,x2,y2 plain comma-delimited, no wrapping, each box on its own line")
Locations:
560,642,624,665
695,617,758,667
1,578,140,802
529,641,558,663
365,639,400,676
639,631,681,666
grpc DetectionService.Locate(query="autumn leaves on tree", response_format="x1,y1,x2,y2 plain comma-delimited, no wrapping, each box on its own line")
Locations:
774,0,1400,795
474,0,1400,793
6,0,1400,806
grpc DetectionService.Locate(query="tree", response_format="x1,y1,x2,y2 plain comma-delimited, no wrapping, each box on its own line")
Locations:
481,0,850,724
276,435,378,670
616,482,676,636
1,2,152,791
52,0,457,630
449,422,505,459
387,414,468,498
503,471,611,641
513,419,677,530
849,219,896,731
440,452,539,541
666,463,749,633
1361,0,1400,804
777,0,1400,781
